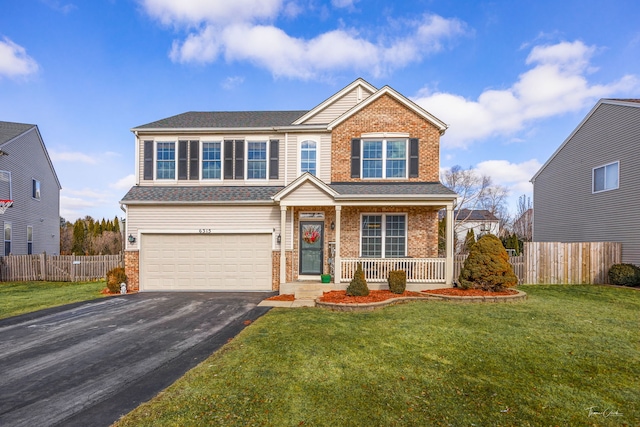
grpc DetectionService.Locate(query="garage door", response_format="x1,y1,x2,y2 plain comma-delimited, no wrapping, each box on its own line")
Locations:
140,233,272,291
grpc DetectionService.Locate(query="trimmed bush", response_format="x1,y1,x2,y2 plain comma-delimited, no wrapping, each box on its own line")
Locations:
459,234,518,292
388,270,406,294
608,263,640,287
106,266,127,293
346,263,369,296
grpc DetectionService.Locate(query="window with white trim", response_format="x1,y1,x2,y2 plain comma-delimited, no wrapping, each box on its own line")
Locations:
4,222,11,256
362,139,407,179
247,141,267,179
202,141,222,180
300,140,317,176
593,161,619,193
32,179,41,200
27,225,33,255
156,142,176,179
361,214,407,258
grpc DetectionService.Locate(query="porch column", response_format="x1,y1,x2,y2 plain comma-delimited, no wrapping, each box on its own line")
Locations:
334,205,341,284
280,205,287,286
445,204,454,285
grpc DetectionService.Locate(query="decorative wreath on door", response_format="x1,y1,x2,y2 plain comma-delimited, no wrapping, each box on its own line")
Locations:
302,225,321,244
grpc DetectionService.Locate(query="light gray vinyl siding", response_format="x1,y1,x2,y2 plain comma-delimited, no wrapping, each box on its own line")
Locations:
303,87,372,125
0,127,60,255
533,102,640,265
125,204,286,250
284,133,331,184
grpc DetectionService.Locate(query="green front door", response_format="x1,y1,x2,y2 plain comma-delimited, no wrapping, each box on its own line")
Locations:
300,222,323,275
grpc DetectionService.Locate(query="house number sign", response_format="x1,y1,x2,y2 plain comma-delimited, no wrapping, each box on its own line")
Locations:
199,229,213,233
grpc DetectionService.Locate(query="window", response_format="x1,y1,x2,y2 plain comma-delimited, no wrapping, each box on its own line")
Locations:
32,179,41,200
593,161,619,193
300,140,317,175
247,141,267,179
27,226,33,255
156,142,176,179
362,139,407,179
202,142,222,179
361,214,407,258
4,222,11,256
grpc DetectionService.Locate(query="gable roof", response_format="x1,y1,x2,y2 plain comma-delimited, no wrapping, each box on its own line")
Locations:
531,98,640,182
272,172,339,202
327,85,448,134
0,121,36,145
132,110,308,131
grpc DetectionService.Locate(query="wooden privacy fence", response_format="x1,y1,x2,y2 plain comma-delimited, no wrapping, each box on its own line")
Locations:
0,253,124,282
453,242,621,285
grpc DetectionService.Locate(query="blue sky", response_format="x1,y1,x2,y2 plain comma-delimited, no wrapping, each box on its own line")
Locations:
1,0,639,222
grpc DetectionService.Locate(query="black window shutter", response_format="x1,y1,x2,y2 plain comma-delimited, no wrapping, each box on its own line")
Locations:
234,140,244,179
409,138,419,178
224,140,234,179
143,140,153,180
178,140,188,180
269,139,279,179
189,140,199,180
351,138,361,178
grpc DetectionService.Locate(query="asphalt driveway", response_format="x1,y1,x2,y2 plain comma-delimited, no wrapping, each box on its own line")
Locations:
0,292,273,427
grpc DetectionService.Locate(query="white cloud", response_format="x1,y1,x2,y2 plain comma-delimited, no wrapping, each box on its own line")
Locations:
49,150,97,164
166,14,468,78
0,37,39,79
476,159,541,193
141,0,283,25
414,40,640,148
60,187,123,221
332,0,358,8
221,75,244,90
109,174,135,191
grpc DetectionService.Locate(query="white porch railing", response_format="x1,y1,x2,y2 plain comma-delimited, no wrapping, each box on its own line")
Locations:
340,258,446,283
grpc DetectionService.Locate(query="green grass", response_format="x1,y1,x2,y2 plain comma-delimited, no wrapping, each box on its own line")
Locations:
0,280,107,319
113,285,640,426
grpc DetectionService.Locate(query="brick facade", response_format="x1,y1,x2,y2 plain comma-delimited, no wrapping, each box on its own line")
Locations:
124,250,139,291
331,94,441,182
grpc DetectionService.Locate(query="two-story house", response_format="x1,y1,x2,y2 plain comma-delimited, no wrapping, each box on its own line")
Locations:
0,121,61,256
532,99,640,266
450,209,500,252
120,79,457,293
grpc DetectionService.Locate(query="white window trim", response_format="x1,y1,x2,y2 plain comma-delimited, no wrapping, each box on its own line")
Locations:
245,139,269,181
359,213,408,258
200,140,223,181
32,178,41,200
4,221,11,256
592,160,619,193
298,138,319,177
154,139,177,182
0,170,12,200
27,225,33,255
361,138,409,180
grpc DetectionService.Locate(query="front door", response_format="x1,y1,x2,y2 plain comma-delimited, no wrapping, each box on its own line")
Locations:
299,221,323,275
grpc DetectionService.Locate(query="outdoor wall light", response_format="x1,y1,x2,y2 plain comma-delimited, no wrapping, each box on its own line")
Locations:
330,221,335,230
277,234,281,244
128,234,136,244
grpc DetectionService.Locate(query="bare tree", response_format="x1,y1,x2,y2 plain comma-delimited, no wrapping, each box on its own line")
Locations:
513,194,533,241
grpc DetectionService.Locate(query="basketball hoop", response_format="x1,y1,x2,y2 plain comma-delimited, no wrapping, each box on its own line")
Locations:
0,200,13,214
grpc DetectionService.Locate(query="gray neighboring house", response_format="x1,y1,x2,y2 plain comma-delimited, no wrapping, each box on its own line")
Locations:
0,121,61,255
531,99,640,265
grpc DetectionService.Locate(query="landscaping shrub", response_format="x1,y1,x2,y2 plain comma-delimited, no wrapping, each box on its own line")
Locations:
388,270,406,294
608,263,640,286
459,234,518,292
106,266,127,293
346,263,369,296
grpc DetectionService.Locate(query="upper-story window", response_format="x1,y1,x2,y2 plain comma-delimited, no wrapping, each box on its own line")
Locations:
247,141,267,179
362,139,407,179
300,140,317,176
593,161,619,193
202,142,222,180
32,179,41,200
156,142,176,180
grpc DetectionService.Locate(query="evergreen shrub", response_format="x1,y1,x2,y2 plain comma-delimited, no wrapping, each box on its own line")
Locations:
608,263,640,287
459,234,518,292
346,263,369,296
388,270,406,294
106,266,127,293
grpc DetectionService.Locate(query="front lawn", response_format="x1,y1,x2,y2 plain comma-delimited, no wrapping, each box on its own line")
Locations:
0,280,108,319
113,285,640,426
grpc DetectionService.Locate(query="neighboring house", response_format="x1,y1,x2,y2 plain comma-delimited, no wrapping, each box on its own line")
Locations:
0,121,61,256
512,208,533,242
120,79,458,293
454,209,500,249
531,99,640,265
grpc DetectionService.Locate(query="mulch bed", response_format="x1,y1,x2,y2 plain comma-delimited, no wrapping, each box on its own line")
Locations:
423,288,519,296
318,290,425,304
265,294,296,301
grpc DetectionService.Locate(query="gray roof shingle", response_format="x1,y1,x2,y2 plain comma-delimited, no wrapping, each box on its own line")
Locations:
133,111,309,130
0,121,36,145
121,186,285,203
330,182,457,197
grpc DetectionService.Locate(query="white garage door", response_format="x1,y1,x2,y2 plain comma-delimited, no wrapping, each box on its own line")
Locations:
140,233,272,291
